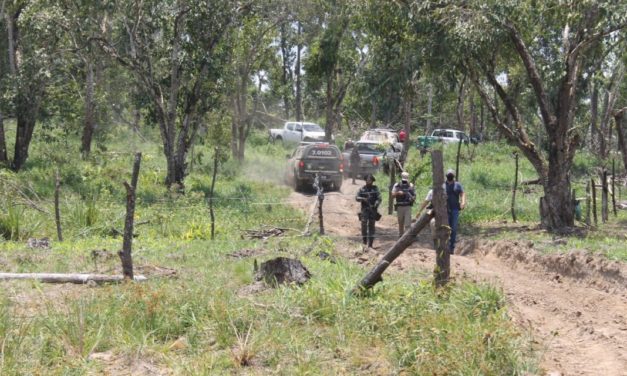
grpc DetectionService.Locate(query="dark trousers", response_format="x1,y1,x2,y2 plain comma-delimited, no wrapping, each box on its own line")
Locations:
448,208,460,253
361,216,376,246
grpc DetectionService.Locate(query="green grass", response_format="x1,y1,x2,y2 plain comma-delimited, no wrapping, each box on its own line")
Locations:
0,125,540,374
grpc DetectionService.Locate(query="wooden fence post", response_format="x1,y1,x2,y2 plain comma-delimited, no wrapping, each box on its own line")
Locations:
431,150,450,287
612,159,617,216
209,148,218,240
591,177,597,227
601,170,608,223
120,152,141,280
314,174,325,235
511,152,518,223
585,181,591,227
54,169,63,242
388,160,395,215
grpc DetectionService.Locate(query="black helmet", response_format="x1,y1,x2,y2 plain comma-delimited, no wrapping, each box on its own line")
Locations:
365,174,376,182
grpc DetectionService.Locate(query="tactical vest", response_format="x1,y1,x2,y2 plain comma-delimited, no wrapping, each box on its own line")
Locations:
395,181,415,206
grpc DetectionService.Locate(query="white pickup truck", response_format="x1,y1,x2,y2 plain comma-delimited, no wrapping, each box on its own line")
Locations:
269,122,329,144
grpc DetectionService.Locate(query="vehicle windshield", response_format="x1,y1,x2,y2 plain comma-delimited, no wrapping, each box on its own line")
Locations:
303,123,323,132
361,132,388,143
357,143,384,154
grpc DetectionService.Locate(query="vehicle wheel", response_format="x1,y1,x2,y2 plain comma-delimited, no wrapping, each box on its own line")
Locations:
276,136,283,144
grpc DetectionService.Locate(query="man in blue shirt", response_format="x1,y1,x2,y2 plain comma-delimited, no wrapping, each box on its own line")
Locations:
415,169,466,254
445,169,465,254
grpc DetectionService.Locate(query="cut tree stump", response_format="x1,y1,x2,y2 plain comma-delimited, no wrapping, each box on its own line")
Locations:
0,273,147,284
254,257,311,286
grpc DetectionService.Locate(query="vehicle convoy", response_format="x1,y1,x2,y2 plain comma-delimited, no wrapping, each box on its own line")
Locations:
416,128,470,149
342,140,401,178
285,142,343,191
269,122,330,144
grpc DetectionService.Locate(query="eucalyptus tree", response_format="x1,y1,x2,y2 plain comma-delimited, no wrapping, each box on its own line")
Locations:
305,0,366,141
0,1,63,171
95,0,243,187
406,0,627,231
229,5,280,162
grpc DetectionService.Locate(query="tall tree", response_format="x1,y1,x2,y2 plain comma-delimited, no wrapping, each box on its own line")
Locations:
305,0,364,141
406,0,627,231
96,0,241,187
230,9,278,161
1,1,61,171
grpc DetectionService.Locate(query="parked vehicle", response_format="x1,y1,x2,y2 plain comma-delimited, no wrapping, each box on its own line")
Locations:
416,128,469,149
342,141,401,178
269,122,330,144
360,128,401,146
285,142,343,191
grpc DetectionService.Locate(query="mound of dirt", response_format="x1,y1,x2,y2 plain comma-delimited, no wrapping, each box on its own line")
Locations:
462,239,627,295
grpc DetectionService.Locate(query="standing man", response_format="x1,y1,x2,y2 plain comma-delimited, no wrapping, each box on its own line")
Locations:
349,144,361,184
392,171,416,237
445,169,465,254
356,174,381,248
415,169,466,254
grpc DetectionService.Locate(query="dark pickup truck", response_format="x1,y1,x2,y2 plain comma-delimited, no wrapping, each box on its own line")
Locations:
284,142,344,191
342,141,401,178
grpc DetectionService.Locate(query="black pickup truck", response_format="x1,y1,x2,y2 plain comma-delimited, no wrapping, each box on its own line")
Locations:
284,142,344,191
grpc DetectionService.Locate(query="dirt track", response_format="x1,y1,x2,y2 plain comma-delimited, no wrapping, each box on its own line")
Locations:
290,182,627,376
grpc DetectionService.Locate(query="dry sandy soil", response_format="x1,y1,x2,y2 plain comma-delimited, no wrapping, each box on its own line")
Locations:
289,182,627,376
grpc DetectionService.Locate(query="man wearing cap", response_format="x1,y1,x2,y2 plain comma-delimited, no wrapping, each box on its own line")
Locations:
356,174,382,248
392,171,416,237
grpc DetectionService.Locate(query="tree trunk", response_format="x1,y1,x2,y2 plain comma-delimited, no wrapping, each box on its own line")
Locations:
541,156,574,230
456,76,466,132
81,60,96,157
280,23,291,120
295,22,303,122
426,83,433,133
325,74,334,142
12,99,38,171
120,152,141,280
614,109,627,172
590,84,599,152
0,111,7,164
400,96,411,163
0,272,147,284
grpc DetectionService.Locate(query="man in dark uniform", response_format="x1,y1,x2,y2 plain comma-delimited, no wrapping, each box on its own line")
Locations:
356,174,382,248
349,144,361,184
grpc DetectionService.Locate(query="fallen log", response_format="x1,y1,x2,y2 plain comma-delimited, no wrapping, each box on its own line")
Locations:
0,273,147,284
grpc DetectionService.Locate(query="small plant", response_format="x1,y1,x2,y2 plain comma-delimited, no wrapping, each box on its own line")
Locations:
0,205,22,241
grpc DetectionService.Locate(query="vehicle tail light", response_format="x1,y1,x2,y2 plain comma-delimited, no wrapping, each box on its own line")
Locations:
299,160,305,169
339,163,344,172
372,156,379,166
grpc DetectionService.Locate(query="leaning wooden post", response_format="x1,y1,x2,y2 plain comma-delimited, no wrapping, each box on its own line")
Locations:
120,152,141,280
601,170,608,223
354,210,434,291
591,177,597,227
388,159,395,215
209,148,219,240
585,181,591,227
511,152,518,223
54,168,63,242
612,159,617,216
431,150,450,287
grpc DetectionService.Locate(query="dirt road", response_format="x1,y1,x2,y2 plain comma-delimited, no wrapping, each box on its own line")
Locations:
290,182,627,376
